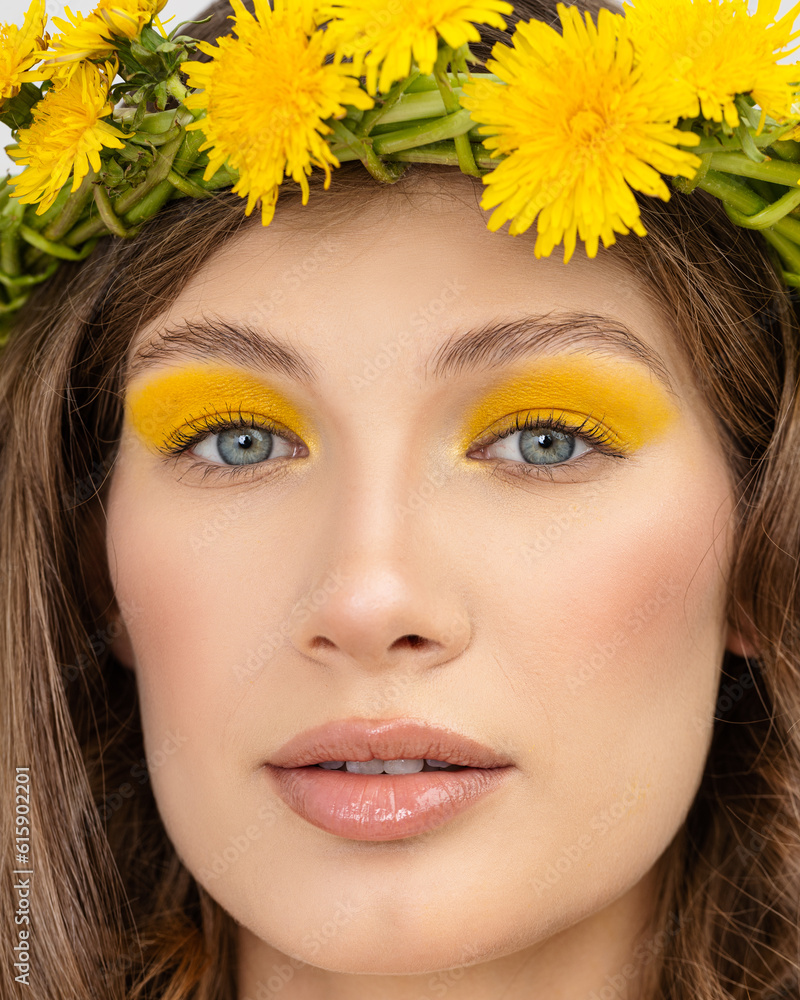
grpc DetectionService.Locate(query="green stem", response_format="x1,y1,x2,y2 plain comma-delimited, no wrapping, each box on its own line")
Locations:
329,138,498,170
121,124,208,225
166,169,213,199
92,185,137,238
328,120,405,183
0,260,58,291
355,71,421,137
23,183,73,232
0,199,24,277
18,225,100,260
372,89,453,125
112,129,185,214
168,119,207,176
724,185,800,229
689,121,797,153
433,48,480,177
185,163,239,192
43,171,96,242
697,168,800,244
165,72,188,104
371,108,475,155
708,150,800,187
114,108,179,132
769,138,800,162
404,71,500,94
63,130,184,245
760,228,800,278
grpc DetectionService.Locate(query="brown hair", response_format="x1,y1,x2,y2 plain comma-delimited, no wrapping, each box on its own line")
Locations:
1,1,799,997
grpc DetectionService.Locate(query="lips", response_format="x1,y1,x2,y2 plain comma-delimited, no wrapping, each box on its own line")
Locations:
262,718,515,841
265,717,515,770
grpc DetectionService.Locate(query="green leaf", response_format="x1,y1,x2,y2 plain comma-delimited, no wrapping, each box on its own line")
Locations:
0,84,43,131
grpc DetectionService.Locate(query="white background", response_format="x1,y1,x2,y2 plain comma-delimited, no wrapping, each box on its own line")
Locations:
0,0,206,173
1,0,798,175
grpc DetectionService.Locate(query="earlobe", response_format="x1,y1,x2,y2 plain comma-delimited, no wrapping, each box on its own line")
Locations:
109,614,137,671
724,617,760,661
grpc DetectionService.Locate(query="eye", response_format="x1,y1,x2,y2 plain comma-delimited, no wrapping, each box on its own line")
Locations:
159,409,308,472
467,410,625,473
192,423,297,466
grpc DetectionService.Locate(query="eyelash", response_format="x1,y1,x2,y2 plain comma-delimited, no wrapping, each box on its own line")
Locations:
158,408,304,483
158,407,626,484
469,410,627,483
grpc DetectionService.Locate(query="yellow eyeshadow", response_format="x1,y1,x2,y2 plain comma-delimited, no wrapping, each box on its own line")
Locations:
457,355,680,453
125,365,317,451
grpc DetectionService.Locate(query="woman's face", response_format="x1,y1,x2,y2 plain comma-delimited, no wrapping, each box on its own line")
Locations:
105,173,746,997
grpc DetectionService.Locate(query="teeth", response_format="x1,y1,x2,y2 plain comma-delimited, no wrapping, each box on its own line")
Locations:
345,759,385,774
383,759,424,774
316,758,463,773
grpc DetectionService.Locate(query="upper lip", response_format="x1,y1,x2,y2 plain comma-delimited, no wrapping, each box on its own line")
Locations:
266,718,514,769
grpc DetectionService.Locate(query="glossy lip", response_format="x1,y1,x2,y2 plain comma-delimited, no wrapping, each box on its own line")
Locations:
264,717,515,769
263,718,515,841
265,765,512,841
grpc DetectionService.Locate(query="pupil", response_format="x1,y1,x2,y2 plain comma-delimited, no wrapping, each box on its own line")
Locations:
238,433,253,449
519,428,575,465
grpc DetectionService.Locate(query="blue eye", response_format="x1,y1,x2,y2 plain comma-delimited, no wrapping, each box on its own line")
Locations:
160,410,306,470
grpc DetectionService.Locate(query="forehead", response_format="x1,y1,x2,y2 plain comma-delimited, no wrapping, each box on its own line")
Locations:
126,170,689,388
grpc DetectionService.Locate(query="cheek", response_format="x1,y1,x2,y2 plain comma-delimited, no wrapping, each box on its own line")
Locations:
474,453,733,903
103,453,282,825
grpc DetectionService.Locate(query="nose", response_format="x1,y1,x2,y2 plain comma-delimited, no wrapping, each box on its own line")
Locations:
288,482,472,676
292,562,472,674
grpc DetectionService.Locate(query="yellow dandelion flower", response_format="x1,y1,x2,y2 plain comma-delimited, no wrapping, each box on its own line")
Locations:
460,3,702,263
624,0,800,128
0,0,48,103
182,0,375,226
8,60,126,214
34,0,166,79
318,0,514,94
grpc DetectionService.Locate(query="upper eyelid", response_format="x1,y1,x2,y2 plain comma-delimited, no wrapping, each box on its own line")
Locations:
174,411,615,482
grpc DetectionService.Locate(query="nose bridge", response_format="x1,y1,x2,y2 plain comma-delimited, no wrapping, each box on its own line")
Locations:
287,421,471,674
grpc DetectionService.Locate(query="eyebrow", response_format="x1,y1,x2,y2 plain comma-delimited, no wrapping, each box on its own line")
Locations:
124,312,675,394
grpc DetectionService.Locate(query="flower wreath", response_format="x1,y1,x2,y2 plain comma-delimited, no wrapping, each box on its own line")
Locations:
1,0,800,341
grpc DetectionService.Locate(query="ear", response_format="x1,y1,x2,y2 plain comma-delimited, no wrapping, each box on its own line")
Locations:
724,610,760,661
109,610,137,671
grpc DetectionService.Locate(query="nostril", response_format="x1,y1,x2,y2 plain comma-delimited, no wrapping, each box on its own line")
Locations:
399,634,426,649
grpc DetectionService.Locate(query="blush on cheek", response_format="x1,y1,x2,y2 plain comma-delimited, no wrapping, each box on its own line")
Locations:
539,477,731,713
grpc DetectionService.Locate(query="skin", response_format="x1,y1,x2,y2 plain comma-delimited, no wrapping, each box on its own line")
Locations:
105,172,755,1000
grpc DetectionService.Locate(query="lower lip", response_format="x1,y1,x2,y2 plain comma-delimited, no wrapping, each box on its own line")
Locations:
264,764,512,841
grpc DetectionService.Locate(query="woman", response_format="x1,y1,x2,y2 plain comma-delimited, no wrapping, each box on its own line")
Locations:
1,0,799,997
